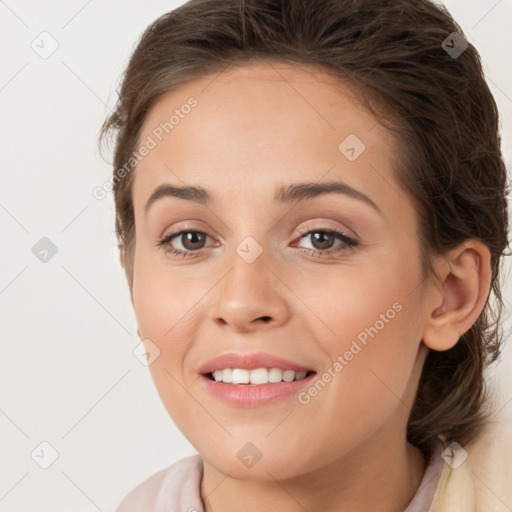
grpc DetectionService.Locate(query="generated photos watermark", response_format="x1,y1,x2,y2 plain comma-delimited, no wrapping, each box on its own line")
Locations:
93,96,198,200
297,301,403,404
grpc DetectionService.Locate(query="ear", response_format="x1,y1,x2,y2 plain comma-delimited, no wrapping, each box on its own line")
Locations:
422,239,492,351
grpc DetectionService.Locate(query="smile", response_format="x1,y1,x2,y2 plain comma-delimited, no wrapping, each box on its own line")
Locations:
206,368,314,385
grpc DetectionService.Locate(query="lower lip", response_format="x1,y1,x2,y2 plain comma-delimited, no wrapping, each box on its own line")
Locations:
199,373,316,407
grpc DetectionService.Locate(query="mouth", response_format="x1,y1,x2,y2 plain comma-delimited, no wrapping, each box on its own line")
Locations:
197,351,317,406
203,368,316,385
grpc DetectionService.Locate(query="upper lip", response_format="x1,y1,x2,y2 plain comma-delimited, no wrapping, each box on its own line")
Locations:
198,351,315,374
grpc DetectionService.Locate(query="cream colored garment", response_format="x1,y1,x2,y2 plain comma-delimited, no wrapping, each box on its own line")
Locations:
429,417,512,511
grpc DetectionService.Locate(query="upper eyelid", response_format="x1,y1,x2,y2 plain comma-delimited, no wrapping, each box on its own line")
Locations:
296,223,355,238
164,225,350,239
162,218,357,238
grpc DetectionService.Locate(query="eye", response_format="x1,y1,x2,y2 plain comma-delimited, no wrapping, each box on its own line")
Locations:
293,225,358,256
156,226,359,259
156,230,214,258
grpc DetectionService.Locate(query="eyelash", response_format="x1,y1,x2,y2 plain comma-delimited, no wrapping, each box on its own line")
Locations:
156,225,359,259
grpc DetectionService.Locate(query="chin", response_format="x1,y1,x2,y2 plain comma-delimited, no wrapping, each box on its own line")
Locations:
199,442,314,482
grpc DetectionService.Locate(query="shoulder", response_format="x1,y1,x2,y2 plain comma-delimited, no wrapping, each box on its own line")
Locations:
429,417,512,511
115,454,204,512
467,416,512,510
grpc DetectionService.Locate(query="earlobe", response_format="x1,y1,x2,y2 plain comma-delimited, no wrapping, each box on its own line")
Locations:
422,318,462,351
422,240,491,352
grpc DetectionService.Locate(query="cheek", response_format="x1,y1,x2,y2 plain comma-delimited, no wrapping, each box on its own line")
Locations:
132,265,204,429
294,302,420,464
302,263,423,409
131,258,201,415
305,266,408,351
132,244,202,337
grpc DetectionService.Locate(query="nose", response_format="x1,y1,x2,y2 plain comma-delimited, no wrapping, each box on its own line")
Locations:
208,249,290,333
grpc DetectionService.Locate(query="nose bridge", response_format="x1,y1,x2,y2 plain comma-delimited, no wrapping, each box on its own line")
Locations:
208,232,289,331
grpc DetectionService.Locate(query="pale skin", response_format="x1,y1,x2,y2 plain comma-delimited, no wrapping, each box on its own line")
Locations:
124,61,491,512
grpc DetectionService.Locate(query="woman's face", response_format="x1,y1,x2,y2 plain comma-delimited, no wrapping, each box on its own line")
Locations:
130,62,432,479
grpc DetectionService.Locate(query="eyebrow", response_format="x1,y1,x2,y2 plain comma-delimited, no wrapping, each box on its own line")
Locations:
144,181,382,215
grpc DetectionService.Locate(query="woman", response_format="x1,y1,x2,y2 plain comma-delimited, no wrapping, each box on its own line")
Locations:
99,0,511,510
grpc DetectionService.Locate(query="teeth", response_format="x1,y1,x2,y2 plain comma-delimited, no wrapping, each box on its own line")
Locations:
232,368,250,384
250,368,268,385
268,367,283,383
211,368,310,385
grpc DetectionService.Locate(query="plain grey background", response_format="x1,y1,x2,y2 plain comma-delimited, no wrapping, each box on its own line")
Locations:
1,1,511,510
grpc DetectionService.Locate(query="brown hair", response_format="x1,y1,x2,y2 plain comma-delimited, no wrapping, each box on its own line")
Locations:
99,0,510,463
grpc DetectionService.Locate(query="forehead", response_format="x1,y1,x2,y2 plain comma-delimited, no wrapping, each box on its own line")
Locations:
132,61,401,213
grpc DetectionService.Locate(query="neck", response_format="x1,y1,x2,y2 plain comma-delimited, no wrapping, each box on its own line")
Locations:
200,438,426,512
